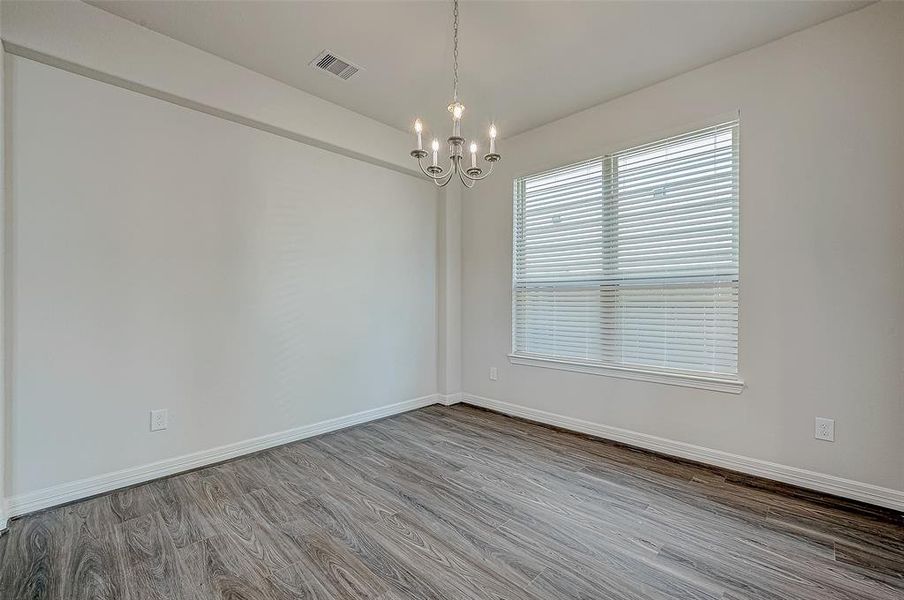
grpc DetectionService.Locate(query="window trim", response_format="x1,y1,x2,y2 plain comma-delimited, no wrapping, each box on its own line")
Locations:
508,352,745,394
510,117,743,393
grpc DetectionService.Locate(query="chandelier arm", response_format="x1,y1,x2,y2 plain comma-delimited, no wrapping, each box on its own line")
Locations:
416,155,448,180
460,160,496,182
432,160,456,187
434,170,455,187
457,168,476,189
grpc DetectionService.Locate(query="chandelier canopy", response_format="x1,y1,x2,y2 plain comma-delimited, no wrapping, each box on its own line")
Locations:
410,0,500,188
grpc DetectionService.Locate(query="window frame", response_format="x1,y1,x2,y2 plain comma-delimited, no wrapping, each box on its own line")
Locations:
509,120,744,394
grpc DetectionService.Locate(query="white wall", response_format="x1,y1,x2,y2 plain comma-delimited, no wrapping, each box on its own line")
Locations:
6,55,437,499
462,3,904,497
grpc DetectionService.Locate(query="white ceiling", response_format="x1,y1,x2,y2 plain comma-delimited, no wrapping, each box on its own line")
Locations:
89,0,869,140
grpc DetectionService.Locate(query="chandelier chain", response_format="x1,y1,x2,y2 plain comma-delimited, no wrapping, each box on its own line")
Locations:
452,0,459,102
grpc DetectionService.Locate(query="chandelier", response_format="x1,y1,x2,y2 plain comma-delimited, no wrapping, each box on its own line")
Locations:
410,0,500,188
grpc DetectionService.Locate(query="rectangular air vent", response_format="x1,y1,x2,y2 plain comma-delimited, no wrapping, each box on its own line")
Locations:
310,50,361,81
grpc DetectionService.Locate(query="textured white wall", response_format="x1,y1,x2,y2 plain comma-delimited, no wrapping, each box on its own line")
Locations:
462,3,904,492
7,56,437,497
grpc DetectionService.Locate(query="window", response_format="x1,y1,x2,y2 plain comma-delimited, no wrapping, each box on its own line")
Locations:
512,120,741,391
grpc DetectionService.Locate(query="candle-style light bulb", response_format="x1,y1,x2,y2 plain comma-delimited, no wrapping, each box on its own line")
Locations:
431,138,440,166
489,124,497,154
449,102,465,137
414,119,423,151
470,142,478,168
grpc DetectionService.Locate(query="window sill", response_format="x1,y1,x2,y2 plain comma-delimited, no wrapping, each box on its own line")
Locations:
507,353,745,394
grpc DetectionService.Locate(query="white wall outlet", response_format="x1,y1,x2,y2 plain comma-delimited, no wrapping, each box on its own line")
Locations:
150,409,168,432
814,417,835,442
489,366,498,381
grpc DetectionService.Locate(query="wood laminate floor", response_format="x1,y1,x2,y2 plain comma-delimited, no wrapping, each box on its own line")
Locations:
1,404,902,600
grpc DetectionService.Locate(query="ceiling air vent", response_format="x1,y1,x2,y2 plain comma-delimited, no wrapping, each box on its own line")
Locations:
310,50,361,81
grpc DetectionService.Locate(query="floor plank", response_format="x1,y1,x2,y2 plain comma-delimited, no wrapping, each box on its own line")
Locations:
117,511,181,600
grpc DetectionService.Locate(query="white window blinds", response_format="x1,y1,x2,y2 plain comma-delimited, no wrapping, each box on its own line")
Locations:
513,120,739,376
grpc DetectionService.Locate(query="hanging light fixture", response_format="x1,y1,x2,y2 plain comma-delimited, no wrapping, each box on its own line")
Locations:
410,0,500,188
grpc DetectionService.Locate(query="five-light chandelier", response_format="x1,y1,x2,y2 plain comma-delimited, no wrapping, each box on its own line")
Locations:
410,0,500,188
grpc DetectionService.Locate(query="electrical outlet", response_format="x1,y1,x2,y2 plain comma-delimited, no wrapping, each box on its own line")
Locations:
150,409,168,432
489,367,498,381
814,417,834,442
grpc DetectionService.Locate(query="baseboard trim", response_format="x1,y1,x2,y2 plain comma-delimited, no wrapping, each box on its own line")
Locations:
438,392,463,406
7,393,440,518
461,393,904,512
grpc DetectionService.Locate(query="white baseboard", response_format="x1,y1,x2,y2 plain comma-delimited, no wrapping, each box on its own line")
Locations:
462,393,904,512
438,392,463,406
7,393,440,518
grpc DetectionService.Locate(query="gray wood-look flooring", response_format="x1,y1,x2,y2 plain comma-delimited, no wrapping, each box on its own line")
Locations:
1,404,902,600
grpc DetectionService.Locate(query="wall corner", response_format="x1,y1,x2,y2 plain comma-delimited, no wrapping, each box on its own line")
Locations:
0,4,8,536
436,186,462,401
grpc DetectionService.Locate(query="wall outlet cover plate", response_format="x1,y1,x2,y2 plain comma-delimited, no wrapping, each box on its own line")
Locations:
814,417,835,442
150,409,168,432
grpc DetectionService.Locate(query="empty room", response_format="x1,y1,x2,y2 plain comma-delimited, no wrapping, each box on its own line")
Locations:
0,0,902,598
